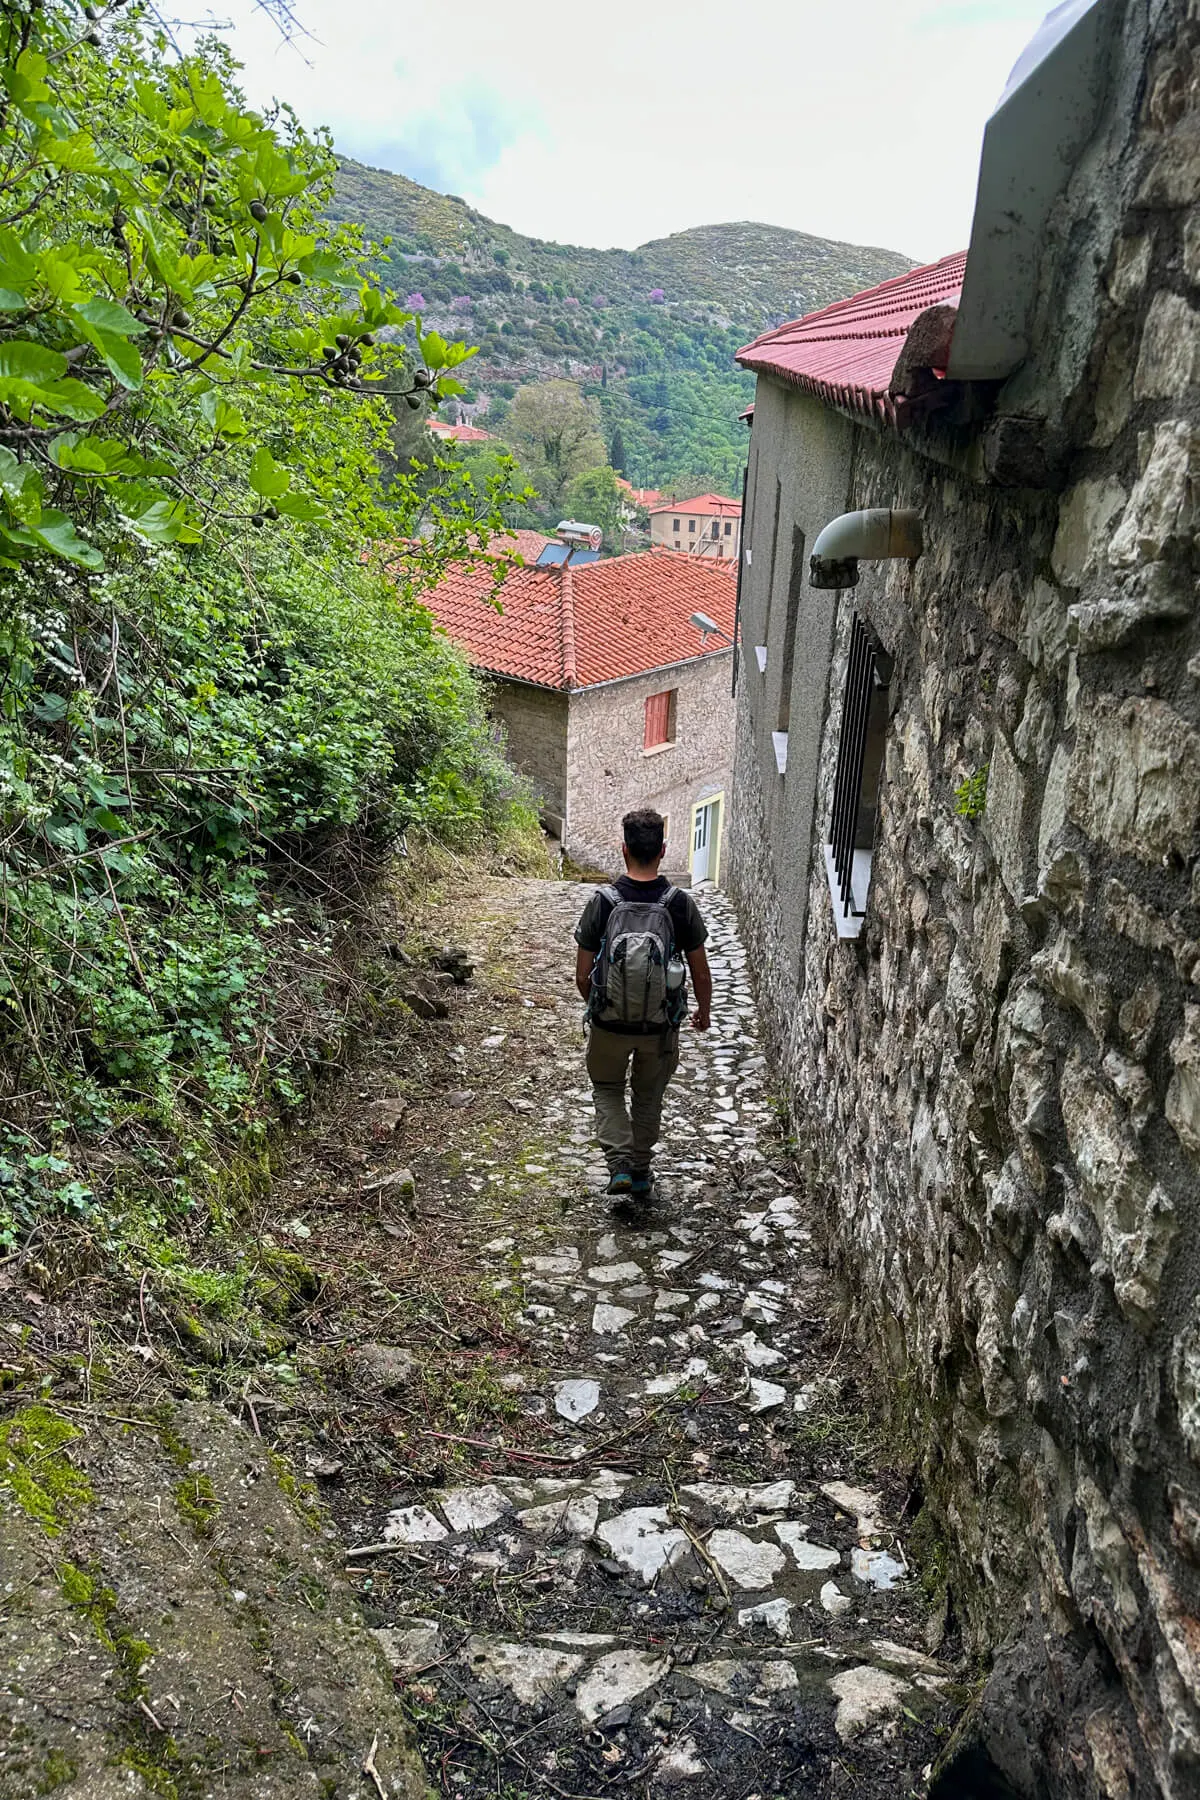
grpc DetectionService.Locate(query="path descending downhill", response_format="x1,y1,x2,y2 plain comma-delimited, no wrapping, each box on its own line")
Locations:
321,879,963,1798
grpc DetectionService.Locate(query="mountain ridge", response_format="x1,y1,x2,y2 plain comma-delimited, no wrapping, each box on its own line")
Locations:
331,158,916,493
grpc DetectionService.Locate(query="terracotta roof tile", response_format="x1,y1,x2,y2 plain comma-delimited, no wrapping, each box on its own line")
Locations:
647,492,742,517
736,251,967,425
428,419,492,442
420,550,736,691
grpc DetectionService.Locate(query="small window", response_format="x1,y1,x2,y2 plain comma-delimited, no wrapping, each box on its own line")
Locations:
673,518,680,533
644,688,677,750
711,521,720,539
724,520,732,536
824,614,891,938
688,519,696,534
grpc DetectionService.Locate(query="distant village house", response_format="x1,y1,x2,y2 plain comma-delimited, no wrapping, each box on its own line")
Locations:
649,492,741,560
423,538,735,881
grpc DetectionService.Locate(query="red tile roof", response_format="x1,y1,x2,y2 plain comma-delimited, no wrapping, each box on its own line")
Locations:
648,492,742,518
616,478,665,508
486,529,559,563
421,550,736,691
429,418,491,442
736,251,967,426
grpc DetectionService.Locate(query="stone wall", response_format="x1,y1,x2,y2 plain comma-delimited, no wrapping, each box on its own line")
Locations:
565,652,734,877
729,2,1200,1792
486,679,569,831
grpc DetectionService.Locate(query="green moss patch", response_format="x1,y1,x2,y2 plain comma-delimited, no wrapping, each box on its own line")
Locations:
0,1405,92,1535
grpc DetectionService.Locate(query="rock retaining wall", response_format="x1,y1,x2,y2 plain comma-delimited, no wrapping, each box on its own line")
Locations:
729,2,1200,1792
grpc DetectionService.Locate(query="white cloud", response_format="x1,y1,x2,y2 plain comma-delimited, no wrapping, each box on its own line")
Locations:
200,0,1052,261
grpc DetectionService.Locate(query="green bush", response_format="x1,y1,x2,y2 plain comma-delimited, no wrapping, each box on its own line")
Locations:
0,7,529,1246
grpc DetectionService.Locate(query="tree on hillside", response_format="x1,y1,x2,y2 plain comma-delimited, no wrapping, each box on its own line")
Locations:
0,4,529,1243
563,466,624,551
609,427,627,475
503,381,607,513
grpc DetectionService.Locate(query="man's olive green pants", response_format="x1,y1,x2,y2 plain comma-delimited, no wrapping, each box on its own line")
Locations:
585,1025,680,1177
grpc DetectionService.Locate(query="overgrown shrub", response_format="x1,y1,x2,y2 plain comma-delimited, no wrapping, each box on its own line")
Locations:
0,5,529,1244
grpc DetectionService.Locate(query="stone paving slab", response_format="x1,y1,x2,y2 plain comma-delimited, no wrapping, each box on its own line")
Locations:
343,881,962,1796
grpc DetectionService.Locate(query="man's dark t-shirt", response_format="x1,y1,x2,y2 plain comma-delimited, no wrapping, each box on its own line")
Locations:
575,877,707,1033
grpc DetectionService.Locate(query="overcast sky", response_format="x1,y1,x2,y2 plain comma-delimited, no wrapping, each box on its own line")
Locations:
195,0,1053,263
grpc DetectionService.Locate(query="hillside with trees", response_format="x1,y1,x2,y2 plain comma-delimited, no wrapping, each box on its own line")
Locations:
330,160,914,499
0,6,532,1249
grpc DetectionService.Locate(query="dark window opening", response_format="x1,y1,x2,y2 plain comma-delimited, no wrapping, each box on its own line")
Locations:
762,475,783,645
672,517,680,533
776,526,805,737
724,520,732,535
827,614,891,933
711,520,720,539
688,518,696,534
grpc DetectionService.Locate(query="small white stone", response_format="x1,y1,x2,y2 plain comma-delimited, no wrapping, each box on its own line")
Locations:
517,1493,601,1539
538,1630,617,1648
596,1506,689,1585
748,1379,786,1412
372,1621,442,1674
382,1505,447,1545
821,1581,852,1616
851,1548,908,1590
574,1649,670,1723
526,1254,579,1276
655,1290,691,1312
742,1293,782,1325
707,1528,786,1589
735,1331,785,1370
692,1659,748,1696
821,1481,885,1536
462,1636,581,1706
680,1479,795,1514
554,1379,601,1422
737,1597,794,1640
775,1521,841,1572
593,1303,636,1334
439,1484,512,1533
588,1261,643,1284
829,1665,910,1740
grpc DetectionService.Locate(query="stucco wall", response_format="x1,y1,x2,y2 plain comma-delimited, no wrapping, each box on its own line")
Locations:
565,652,734,878
650,511,741,560
729,3,1200,1793
486,679,569,829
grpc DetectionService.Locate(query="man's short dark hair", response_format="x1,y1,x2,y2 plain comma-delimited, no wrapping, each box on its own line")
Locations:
623,808,665,862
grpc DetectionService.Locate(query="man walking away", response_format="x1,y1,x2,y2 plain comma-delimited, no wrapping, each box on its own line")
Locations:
575,807,712,1202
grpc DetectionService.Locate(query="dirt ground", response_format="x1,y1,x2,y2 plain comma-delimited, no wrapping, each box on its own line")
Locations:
0,867,972,1799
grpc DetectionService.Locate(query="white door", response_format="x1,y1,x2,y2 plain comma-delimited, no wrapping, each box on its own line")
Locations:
692,799,718,883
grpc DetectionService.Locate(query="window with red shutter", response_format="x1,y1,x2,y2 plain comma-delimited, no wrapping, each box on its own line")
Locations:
644,689,676,750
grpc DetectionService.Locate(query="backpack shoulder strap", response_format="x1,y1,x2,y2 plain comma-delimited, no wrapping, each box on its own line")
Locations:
660,885,678,907
599,884,622,905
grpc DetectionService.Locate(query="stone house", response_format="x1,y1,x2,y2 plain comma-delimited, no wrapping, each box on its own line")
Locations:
649,493,742,561
425,546,736,879
728,1,1200,1793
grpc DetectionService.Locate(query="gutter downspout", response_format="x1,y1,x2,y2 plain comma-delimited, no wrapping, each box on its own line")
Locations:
810,508,923,589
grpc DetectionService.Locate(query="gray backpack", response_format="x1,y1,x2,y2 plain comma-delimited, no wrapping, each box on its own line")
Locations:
588,885,686,1030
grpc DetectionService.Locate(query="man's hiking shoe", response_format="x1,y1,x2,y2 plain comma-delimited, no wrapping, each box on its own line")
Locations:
629,1173,654,1200
606,1171,633,1197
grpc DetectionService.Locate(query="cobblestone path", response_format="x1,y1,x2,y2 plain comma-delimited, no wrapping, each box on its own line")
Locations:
330,879,961,1798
